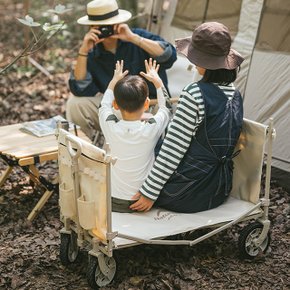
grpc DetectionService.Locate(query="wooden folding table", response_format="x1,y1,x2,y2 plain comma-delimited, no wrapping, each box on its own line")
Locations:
0,123,89,221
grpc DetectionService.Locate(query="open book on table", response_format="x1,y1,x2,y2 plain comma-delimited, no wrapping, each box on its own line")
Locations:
19,115,78,137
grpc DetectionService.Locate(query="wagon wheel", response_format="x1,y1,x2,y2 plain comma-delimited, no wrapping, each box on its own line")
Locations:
238,222,270,259
59,232,79,265
87,254,116,289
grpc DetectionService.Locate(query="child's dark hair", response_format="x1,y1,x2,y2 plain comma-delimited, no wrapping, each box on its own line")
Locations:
114,75,149,112
201,67,239,85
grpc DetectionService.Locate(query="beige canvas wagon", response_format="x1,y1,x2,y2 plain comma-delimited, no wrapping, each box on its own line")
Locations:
57,117,275,289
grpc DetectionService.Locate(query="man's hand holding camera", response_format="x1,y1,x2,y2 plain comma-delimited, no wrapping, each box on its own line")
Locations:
79,27,105,55
78,22,164,61
79,24,137,54
110,24,136,43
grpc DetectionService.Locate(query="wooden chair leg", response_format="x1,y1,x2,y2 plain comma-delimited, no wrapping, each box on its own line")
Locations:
27,189,54,221
0,166,13,187
29,164,39,178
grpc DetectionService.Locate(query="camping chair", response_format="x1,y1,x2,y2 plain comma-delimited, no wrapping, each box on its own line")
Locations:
57,118,275,289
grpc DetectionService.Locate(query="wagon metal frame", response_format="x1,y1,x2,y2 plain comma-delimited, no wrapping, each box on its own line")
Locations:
57,118,275,289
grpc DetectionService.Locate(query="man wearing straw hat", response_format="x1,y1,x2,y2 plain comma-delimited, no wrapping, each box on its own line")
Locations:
67,0,177,140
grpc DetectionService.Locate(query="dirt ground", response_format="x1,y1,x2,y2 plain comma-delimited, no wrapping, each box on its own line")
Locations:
0,1,290,290
0,150,289,290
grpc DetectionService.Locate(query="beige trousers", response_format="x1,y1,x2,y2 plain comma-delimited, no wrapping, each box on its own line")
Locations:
66,93,103,141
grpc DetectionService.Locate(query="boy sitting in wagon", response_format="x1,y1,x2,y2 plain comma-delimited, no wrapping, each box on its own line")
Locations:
99,59,170,213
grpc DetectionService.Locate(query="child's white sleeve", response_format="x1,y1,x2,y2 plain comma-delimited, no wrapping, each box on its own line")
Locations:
100,89,114,108
156,87,167,109
99,89,114,130
152,87,170,135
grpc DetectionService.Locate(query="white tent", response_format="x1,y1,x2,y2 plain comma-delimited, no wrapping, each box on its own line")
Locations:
140,0,290,189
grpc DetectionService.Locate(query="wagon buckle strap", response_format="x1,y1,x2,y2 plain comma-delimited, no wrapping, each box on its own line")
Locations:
220,149,241,164
220,156,231,164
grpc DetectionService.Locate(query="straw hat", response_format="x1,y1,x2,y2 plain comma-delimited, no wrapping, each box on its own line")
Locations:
175,22,244,70
77,0,132,26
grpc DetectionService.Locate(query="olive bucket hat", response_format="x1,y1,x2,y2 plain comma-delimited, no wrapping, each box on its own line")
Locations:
77,0,132,25
175,22,244,70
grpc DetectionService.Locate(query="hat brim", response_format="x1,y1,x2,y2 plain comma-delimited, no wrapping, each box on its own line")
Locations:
175,37,244,70
77,9,132,25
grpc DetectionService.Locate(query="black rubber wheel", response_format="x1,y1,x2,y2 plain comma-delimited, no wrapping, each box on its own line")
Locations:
59,232,79,265
238,222,270,259
87,254,116,289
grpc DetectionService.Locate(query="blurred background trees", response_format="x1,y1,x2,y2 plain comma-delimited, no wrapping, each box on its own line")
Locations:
0,0,148,76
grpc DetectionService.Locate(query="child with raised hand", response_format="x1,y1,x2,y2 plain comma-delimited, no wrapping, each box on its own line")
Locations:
99,59,170,213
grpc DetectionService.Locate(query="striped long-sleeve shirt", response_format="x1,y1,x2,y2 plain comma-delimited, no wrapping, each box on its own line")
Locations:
139,82,236,201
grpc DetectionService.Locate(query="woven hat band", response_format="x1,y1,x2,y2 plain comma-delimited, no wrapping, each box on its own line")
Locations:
88,9,119,21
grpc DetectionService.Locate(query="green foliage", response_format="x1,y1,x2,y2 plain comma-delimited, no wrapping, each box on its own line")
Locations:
17,15,41,27
47,4,72,15
0,3,72,75
117,0,147,28
44,50,70,73
12,62,37,76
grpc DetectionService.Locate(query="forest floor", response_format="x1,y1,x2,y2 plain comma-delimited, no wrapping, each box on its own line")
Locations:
0,1,290,290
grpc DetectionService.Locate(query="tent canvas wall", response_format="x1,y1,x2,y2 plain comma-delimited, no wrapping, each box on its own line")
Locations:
141,0,290,189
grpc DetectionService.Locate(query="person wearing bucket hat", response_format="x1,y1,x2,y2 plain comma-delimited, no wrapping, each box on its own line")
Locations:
66,0,177,140
130,22,245,213
175,21,244,70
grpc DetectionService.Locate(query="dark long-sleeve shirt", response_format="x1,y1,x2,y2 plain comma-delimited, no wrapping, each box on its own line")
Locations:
69,28,177,98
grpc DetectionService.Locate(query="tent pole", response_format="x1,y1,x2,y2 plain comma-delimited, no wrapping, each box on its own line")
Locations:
202,0,210,23
146,0,164,34
242,0,266,100
146,0,156,31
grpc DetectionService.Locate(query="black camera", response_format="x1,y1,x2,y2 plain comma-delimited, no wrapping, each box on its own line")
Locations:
98,25,114,39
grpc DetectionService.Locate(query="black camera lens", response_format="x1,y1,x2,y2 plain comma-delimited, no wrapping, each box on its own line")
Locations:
98,25,114,39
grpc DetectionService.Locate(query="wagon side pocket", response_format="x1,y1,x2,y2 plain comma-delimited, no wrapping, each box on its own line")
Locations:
77,196,96,230
59,183,76,218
